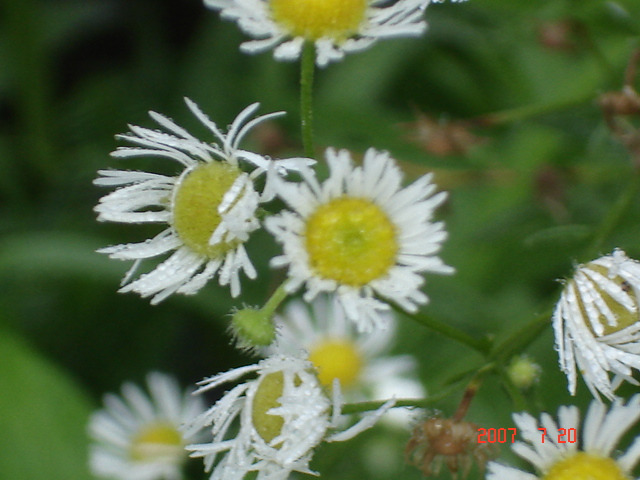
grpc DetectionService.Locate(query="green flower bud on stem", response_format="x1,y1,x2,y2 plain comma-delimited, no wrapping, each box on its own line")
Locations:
507,355,541,390
231,307,277,349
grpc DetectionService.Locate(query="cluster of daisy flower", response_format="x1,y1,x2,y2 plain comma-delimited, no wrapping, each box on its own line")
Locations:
485,251,640,479
88,0,640,479
89,1,465,479
90,96,450,478
88,298,424,480
94,96,453,329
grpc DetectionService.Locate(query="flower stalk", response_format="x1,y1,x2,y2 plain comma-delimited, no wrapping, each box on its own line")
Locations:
582,170,640,262
261,282,289,317
396,304,491,355
300,41,315,159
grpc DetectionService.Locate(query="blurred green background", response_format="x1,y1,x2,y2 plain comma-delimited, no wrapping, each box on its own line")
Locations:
2,0,640,479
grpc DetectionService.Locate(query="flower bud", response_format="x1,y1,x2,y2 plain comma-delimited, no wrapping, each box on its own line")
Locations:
231,307,277,349
507,355,541,390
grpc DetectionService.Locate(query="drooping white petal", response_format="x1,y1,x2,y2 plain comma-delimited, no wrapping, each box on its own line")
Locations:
553,250,640,399
95,99,309,303
186,354,394,480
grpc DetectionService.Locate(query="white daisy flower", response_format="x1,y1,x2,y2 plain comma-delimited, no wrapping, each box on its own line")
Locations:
487,395,640,480
185,354,394,480
265,147,453,332
264,297,425,426
204,0,437,67
553,249,640,400
88,372,206,480
95,98,311,304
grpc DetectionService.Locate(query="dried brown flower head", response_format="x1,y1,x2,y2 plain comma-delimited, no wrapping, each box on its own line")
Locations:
402,112,486,157
598,49,640,165
405,415,498,479
536,19,579,52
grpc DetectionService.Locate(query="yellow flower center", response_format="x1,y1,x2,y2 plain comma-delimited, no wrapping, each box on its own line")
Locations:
304,197,398,287
543,452,630,480
172,162,242,258
577,264,639,336
130,422,184,462
252,371,285,443
270,0,368,41
308,338,363,388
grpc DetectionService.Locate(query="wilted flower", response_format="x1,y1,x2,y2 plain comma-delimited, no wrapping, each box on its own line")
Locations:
406,415,497,480
553,249,640,399
403,111,486,157
95,99,310,303
185,354,394,479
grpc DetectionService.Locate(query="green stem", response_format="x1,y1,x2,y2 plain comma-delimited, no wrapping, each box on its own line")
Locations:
341,386,457,415
474,92,593,127
261,283,289,317
300,42,315,159
442,361,496,387
4,0,55,182
497,365,528,411
342,366,492,415
490,308,553,363
394,304,490,354
582,169,640,262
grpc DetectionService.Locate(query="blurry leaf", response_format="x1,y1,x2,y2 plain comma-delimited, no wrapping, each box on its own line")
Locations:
40,1,120,50
595,1,640,35
319,39,425,109
0,232,124,282
181,19,263,116
0,328,93,480
0,135,25,200
524,224,592,248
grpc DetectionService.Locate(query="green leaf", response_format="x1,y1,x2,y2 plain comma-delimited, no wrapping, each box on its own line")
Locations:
0,329,93,480
524,224,592,248
0,232,124,282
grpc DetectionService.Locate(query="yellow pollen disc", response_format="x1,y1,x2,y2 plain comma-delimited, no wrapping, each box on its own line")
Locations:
304,197,397,287
130,422,183,461
252,371,285,444
577,264,639,336
308,338,363,388
172,162,242,258
270,0,368,41
543,452,629,480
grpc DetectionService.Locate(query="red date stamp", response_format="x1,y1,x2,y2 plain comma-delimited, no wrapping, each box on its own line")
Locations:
477,427,577,444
